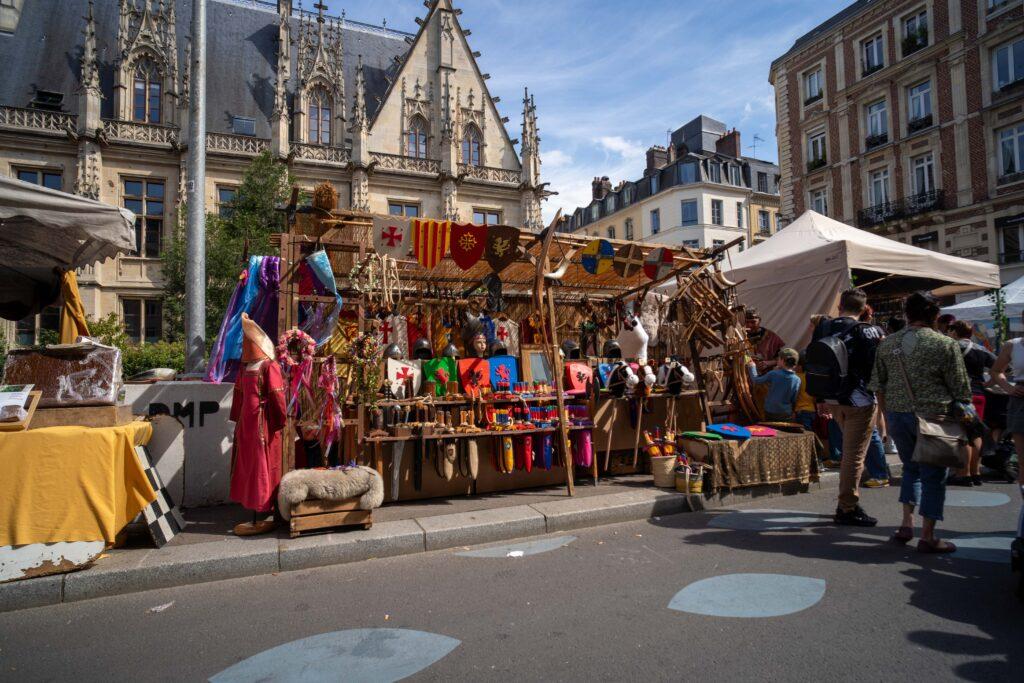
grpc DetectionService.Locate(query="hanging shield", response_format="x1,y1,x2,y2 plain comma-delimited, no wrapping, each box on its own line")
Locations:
372,215,412,259
412,219,451,270
643,246,675,280
613,243,644,278
580,238,615,275
485,225,520,272
449,222,487,270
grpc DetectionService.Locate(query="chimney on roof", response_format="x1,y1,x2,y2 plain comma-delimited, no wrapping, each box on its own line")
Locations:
716,128,741,158
592,176,613,200
645,146,668,175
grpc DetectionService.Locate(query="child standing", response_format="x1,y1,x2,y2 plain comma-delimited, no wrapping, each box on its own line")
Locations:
748,348,802,421
794,351,818,431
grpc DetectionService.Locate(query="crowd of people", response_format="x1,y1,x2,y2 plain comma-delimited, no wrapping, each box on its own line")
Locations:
745,289,1024,557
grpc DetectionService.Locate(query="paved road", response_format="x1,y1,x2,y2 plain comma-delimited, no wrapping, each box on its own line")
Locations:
1,483,1021,682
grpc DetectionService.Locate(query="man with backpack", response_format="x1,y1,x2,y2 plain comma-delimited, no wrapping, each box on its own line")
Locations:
805,288,885,526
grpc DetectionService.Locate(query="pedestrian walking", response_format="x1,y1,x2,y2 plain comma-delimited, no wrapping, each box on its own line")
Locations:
947,320,995,486
869,292,971,554
805,288,883,526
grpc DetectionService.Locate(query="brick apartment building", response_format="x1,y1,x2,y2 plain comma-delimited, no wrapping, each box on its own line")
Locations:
769,0,1024,283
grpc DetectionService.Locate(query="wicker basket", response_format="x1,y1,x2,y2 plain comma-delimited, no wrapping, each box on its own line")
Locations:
651,455,677,488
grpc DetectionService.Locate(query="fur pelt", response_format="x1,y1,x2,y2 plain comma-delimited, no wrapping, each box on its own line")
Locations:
277,466,384,520
639,292,667,347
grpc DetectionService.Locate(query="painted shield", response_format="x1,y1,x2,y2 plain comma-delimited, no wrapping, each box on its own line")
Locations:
485,225,520,272
643,246,675,280
412,219,451,270
449,222,487,271
386,358,422,396
372,216,412,259
613,243,645,278
580,239,614,275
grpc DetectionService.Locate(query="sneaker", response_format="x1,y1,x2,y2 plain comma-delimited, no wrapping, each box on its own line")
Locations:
863,478,889,488
946,475,973,487
971,476,983,486
834,505,878,527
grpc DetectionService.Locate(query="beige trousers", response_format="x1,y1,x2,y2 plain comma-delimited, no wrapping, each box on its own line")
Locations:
832,403,878,512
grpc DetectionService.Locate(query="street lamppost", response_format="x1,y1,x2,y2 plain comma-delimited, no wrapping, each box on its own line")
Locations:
185,0,207,374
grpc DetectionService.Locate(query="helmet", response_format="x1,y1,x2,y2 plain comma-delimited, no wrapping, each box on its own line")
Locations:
560,339,581,360
383,343,403,361
442,341,461,359
411,337,434,360
602,339,622,359
489,340,508,357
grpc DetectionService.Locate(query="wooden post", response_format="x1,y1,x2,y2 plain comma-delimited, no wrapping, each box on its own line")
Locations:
546,287,575,496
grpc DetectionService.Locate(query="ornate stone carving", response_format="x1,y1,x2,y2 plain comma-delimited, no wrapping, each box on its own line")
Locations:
115,0,181,123
371,152,440,175
206,132,268,156
292,142,350,164
458,163,520,185
0,106,76,135
442,178,459,221
80,1,101,94
349,55,368,134
74,142,102,200
102,118,178,145
351,167,370,212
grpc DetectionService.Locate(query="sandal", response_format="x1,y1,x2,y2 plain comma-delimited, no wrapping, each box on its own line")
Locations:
891,526,913,545
917,538,957,554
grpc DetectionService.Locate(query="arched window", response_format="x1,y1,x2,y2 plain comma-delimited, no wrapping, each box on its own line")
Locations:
308,88,331,145
132,57,161,123
406,117,428,158
461,126,481,166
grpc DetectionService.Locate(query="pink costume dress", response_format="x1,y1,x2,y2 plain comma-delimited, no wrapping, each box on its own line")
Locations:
229,359,287,513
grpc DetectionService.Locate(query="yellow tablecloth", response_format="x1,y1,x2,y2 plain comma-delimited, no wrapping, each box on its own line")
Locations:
0,421,156,546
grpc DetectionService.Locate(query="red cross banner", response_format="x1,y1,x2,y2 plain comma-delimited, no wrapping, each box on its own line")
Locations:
643,246,675,280
372,215,412,259
493,318,520,356
449,222,488,271
386,358,422,396
412,219,452,270
484,224,520,272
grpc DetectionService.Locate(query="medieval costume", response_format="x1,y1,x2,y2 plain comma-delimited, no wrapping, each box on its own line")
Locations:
229,313,287,536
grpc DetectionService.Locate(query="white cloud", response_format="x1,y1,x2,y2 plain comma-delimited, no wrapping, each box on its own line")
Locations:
544,149,573,169
596,135,646,160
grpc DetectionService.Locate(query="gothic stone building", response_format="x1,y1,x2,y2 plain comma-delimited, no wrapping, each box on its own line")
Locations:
769,0,1023,282
0,0,543,345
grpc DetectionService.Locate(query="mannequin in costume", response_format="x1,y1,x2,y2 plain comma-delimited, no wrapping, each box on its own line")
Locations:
229,313,287,536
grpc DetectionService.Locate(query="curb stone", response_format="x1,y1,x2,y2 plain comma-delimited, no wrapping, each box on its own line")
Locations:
0,471,844,613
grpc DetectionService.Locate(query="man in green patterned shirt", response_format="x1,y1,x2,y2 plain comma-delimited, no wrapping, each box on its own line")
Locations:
868,292,970,553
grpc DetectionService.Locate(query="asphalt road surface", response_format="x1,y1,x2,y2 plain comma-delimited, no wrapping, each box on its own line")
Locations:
1,483,1021,682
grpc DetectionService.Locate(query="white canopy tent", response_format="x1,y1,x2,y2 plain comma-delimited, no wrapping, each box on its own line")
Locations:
940,275,1024,322
0,175,135,320
714,211,1000,348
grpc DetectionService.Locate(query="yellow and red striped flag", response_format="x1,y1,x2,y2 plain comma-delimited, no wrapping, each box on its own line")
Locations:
412,219,451,270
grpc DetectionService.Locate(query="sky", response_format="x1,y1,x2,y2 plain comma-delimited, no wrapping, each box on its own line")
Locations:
324,0,852,220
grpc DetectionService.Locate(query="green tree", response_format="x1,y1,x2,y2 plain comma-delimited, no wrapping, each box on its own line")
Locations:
163,151,291,344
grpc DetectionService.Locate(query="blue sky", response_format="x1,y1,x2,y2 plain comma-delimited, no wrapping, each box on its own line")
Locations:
325,0,851,219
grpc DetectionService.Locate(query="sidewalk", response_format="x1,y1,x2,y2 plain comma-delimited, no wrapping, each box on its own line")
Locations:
1,470,844,613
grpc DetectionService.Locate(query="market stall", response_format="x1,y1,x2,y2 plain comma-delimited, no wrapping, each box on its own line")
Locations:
720,210,1001,348
210,183,802,537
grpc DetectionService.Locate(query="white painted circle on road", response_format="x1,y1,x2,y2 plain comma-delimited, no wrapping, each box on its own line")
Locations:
455,535,576,558
669,573,826,618
209,628,460,683
951,535,1015,563
944,491,1011,508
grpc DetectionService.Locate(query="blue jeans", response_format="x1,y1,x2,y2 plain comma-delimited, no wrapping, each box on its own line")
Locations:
796,411,816,431
887,411,947,521
865,430,890,480
828,419,843,460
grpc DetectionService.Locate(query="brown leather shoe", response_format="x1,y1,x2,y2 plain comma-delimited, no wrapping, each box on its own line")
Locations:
917,538,956,554
233,520,276,536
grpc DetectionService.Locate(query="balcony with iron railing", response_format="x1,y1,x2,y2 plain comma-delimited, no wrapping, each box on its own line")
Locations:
857,189,944,228
907,114,933,134
370,152,440,175
864,131,889,150
806,156,828,173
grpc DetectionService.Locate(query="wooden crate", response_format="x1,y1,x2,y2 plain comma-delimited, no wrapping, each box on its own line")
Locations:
288,497,373,538
29,404,134,430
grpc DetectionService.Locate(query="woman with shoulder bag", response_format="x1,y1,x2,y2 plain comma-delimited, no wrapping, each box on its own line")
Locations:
868,292,972,553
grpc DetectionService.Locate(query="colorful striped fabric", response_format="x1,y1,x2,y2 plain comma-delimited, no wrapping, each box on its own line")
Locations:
413,219,451,270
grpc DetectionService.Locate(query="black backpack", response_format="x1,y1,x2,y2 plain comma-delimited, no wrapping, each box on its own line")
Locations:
804,319,866,400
